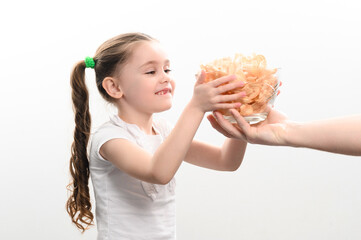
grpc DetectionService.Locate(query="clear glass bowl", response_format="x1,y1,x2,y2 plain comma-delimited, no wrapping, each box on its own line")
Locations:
223,68,281,125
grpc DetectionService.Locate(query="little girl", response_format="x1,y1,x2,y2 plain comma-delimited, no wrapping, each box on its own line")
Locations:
67,32,247,240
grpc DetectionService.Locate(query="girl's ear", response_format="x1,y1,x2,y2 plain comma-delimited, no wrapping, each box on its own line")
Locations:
102,77,123,99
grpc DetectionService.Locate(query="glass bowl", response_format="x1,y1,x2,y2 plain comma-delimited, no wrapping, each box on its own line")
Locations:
200,54,280,125
221,68,281,125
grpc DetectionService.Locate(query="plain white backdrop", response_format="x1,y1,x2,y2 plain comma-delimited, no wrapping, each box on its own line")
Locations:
1,0,360,239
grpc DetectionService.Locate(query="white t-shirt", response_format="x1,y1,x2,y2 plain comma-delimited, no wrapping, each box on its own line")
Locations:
89,115,176,240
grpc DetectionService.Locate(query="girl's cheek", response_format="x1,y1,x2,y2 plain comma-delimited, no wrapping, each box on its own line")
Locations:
171,80,176,94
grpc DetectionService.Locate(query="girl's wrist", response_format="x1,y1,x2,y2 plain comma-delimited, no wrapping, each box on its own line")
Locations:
228,137,247,144
188,98,207,115
186,103,206,119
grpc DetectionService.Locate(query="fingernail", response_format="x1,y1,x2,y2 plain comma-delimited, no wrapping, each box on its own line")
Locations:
213,111,218,119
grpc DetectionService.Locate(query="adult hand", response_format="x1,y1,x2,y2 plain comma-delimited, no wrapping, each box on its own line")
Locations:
207,108,289,146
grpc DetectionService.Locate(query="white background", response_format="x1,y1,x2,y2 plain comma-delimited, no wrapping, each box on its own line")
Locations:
1,0,360,239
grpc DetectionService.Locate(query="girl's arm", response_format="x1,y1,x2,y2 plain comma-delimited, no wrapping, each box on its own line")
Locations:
184,139,247,171
100,73,245,184
183,112,247,171
211,108,361,156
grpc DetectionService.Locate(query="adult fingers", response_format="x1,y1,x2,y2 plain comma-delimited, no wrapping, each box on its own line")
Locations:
229,109,252,135
213,111,246,140
207,114,232,138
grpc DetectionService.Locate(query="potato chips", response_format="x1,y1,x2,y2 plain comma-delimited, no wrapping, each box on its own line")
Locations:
200,53,279,118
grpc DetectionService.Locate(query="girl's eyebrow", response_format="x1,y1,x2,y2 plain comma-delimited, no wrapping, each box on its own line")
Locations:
139,59,170,68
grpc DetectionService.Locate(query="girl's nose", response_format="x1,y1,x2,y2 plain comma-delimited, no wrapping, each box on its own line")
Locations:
161,72,171,83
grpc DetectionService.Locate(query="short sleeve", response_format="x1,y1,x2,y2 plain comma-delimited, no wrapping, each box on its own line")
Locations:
89,121,136,163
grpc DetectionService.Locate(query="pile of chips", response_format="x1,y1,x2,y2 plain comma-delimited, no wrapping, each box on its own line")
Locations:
200,53,279,117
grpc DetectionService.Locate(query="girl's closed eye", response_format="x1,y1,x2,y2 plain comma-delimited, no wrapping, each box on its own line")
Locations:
145,69,171,75
145,70,156,75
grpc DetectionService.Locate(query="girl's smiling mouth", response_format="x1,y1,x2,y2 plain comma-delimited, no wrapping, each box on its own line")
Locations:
155,88,172,95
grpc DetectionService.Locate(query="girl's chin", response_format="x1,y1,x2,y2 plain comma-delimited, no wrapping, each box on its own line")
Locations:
154,103,172,113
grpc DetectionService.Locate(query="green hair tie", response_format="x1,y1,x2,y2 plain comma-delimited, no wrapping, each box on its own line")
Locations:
85,56,95,69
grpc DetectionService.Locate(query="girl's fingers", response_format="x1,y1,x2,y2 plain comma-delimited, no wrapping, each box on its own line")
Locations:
215,91,246,103
206,114,232,137
209,75,237,88
214,102,242,110
195,70,206,85
215,80,245,94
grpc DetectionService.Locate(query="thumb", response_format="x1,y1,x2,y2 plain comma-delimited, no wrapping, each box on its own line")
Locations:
195,70,206,85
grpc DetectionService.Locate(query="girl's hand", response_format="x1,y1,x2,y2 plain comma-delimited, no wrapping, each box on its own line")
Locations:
190,71,245,113
207,108,289,146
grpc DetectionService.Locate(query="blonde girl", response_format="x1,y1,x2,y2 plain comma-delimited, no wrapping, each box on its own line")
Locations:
67,32,247,239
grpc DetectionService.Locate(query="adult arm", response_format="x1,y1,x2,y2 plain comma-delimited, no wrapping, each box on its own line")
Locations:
209,109,361,156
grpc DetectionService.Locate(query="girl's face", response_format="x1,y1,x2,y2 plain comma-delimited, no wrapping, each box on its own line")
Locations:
118,41,175,114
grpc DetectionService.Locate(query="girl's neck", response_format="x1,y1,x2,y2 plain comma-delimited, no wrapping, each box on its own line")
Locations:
117,110,155,135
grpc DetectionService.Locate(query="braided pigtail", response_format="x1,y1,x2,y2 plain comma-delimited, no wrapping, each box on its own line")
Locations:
66,60,94,232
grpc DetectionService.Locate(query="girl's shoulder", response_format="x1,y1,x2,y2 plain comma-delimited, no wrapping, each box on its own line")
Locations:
91,116,135,143
89,116,137,164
